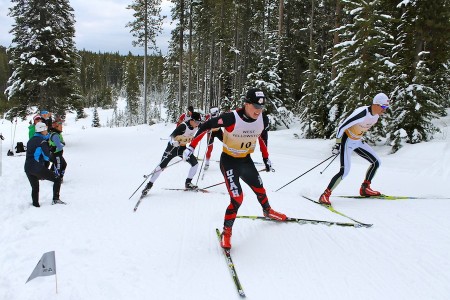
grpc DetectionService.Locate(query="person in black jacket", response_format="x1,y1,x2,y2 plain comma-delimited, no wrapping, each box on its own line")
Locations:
24,122,65,207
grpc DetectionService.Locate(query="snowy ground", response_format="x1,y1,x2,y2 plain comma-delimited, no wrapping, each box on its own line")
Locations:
1,106,449,300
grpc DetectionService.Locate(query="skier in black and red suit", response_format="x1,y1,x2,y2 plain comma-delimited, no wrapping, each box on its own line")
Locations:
183,88,287,249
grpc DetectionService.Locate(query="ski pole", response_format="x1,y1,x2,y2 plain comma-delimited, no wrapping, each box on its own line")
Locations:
201,168,269,190
10,118,17,153
320,154,338,174
128,159,182,199
196,130,214,184
128,145,176,199
274,154,337,192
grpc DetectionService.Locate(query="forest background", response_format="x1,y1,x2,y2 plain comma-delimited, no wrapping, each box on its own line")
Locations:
1,0,449,152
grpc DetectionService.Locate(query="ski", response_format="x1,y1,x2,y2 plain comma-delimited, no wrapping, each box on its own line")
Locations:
163,188,210,193
335,195,450,200
236,215,367,228
301,196,373,227
215,228,246,298
133,194,148,212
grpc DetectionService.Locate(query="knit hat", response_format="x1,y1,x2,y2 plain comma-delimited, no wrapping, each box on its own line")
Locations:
373,93,390,106
33,115,42,121
190,112,202,122
35,122,48,133
245,88,266,107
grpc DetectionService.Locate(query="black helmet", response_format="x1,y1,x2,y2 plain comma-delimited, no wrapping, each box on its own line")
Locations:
245,88,266,108
190,112,201,122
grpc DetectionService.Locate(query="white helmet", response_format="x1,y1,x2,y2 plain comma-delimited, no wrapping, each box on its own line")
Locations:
210,107,219,116
35,122,48,133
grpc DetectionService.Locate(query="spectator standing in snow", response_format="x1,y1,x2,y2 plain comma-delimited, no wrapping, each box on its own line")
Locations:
184,88,287,249
24,122,65,207
40,110,53,129
28,115,43,140
318,93,391,205
49,118,67,182
141,112,203,195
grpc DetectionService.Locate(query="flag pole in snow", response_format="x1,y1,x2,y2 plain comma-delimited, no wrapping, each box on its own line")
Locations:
26,251,58,293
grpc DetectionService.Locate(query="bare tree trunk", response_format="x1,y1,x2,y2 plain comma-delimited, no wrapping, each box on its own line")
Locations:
331,0,341,80
209,37,215,106
179,0,185,115
278,0,284,38
143,0,148,124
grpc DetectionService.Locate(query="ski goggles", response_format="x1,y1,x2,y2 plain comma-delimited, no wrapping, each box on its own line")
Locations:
380,105,389,110
251,103,265,109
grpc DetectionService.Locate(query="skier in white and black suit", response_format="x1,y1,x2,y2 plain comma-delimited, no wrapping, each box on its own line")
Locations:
319,93,391,205
141,112,203,195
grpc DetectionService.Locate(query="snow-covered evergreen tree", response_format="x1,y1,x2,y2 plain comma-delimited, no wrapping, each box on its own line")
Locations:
329,0,393,135
387,0,449,152
124,54,140,125
6,0,81,118
246,11,293,130
92,107,100,127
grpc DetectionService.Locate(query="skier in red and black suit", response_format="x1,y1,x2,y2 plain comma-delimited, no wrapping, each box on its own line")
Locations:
183,88,287,249
141,112,203,195
175,105,194,127
203,106,223,170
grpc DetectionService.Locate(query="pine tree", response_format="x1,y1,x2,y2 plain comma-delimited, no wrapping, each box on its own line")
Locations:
6,0,81,118
298,0,334,138
124,53,140,125
0,46,11,114
92,107,100,127
387,0,449,152
330,0,393,133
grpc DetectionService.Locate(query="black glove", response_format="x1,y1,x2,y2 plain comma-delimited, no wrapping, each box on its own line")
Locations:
332,144,340,155
263,158,272,172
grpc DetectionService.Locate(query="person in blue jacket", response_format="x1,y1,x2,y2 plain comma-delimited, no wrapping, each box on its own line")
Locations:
24,122,65,207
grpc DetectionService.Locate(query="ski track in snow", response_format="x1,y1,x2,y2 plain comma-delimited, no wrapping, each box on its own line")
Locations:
1,107,450,299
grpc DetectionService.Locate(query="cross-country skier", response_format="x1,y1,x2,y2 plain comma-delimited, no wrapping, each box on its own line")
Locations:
183,88,287,249
141,112,203,195
24,122,65,207
319,93,391,205
203,107,223,170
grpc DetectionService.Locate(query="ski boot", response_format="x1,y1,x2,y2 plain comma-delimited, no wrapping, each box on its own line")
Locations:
185,179,198,190
319,188,332,205
221,227,232,249
360,180,381,197
142,182,153,196
263,208,287,221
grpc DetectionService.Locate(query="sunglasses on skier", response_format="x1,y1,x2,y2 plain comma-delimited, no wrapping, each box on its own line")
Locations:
251,103,264,110
380,105,389,110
